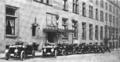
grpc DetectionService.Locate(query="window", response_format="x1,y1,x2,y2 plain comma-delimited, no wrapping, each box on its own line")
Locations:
46,0,52,5
100,10,104,22
82,22,86,40
95,8,98,20
6,6,18,35
33,0,52,5
109,4,112,12
105,13,108,21
113,16,115,24
73,0,79,14
100,0,104,8
96,0,98,5
72,20,78,38
62,18,68,38
116,8,118,15
109,14,112,22
113,6,115,14
100,26,103,40
82,2,86,16
89,0,93,2
89,24,93,40
89,5,93,18
63,0,68,11
95,25,98,40
46,13,57,27
32,25,37,36
105,2,108,10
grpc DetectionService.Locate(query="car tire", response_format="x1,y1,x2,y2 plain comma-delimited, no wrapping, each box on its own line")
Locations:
20,51,26,61
54,50,57,58
5,53,9,60
32,50,35,58
62,50,66,56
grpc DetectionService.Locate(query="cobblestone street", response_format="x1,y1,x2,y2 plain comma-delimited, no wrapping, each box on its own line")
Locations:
0,50,120,62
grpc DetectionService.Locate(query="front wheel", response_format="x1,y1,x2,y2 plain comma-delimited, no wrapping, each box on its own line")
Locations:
54,50,57,58
20,51,26,61
5,53,9,60
62,50,66,56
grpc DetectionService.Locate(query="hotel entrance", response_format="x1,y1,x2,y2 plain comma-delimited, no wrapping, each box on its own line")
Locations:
47,32,57,43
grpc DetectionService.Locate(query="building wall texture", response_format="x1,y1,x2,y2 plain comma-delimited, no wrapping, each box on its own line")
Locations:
0,0,119,52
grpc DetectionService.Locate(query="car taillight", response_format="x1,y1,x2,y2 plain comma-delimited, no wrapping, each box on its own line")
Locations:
51,49,54,52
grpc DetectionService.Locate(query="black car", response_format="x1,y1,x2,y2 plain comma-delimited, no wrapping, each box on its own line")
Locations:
5,42,35,61
42,43,57,58
76,43,85,54
57,44,67,56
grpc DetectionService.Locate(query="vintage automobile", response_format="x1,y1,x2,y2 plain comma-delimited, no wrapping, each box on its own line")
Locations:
76,43,85,54
57,43,67,55
42,43,57,58
5,41,35,61
103,46,111,53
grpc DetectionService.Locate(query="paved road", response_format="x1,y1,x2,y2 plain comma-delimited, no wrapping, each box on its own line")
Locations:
0,50,120,62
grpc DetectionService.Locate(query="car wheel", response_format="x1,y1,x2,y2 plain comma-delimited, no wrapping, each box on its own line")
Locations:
55,50,57,58
32,50,35,58
5,53,9,60
20,51,26,61
62,50,66,56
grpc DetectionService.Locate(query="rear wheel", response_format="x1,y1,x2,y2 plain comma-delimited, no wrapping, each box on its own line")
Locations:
5,53,9,60
62,50,66,56
20,51,26,61
32,50,35,58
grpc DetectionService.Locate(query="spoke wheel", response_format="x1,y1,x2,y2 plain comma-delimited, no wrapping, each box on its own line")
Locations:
32,50,35,58
20,51,25,61
5,53,9,60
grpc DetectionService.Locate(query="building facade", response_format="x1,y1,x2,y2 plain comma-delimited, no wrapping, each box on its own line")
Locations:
0,0,120,52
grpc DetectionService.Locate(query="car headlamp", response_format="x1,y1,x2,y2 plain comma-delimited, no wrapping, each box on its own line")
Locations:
44,49,46,52
14,49,18,53
51,49,54,52
5,49,9,53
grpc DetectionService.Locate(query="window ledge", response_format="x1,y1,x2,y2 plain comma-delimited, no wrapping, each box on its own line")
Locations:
6,35,18,38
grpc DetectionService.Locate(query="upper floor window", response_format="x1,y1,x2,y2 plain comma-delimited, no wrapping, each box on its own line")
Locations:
95,25,98,40
33,0,52,6
113,6,115,14
116,8,118,15
105,2,108,10
63,0,68,11
72,20,78,38
73,0,79,14
6,6,18,36
46,13,57,27
96,0,98,5
89,5,93,18
62,18,68,38
109,14,112,22
100,10,104,22
100,26,103,40
109,4,112,12
89,24,93,40
100,0,104,8
95,8,98,20
82,22,86,40
82,2,86,17
105,13,108,21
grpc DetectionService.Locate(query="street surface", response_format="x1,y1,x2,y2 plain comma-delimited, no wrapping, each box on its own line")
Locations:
0,50,120,62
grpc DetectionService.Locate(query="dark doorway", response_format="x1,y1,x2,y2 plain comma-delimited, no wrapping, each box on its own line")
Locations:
47,32,56,43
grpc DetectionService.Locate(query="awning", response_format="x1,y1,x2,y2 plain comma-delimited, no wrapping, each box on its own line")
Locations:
43,28,74,33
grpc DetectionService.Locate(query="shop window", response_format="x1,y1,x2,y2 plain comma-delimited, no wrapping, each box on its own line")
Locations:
72,20,78,38
62,18,68,38
89,24,93,40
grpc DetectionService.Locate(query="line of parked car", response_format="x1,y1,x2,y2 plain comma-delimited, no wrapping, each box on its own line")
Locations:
4,42,111,61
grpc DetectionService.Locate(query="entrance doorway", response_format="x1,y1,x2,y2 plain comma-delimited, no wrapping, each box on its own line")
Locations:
47,32,57,43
